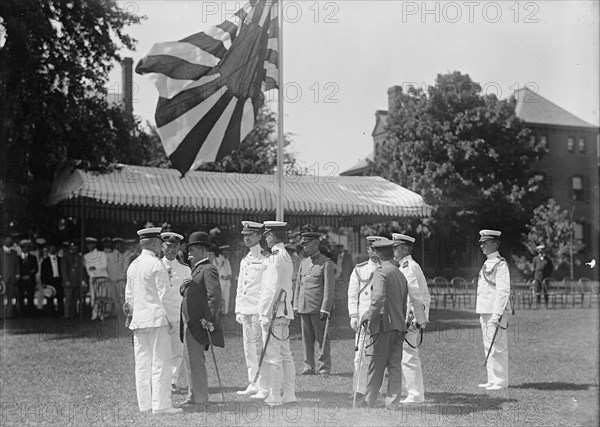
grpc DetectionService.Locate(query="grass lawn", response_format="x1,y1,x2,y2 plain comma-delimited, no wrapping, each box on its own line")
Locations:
1,307,598,426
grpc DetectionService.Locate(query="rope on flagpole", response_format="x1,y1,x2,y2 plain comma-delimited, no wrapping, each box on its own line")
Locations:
276,0,284,221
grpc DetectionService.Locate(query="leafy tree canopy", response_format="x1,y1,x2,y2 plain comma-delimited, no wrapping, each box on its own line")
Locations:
512,199,585,278
370,71,548,248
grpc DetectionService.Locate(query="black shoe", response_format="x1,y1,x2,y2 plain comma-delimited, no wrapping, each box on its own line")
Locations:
300,368,315,375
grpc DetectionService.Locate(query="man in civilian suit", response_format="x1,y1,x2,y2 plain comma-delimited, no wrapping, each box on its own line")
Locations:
359,239,427,409
41,245,64,316
179,231,224,409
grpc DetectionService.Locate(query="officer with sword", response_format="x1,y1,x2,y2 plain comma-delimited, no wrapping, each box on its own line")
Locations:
476,229,511,391
252,221,296,406
347,235,384,401
392,233,431,404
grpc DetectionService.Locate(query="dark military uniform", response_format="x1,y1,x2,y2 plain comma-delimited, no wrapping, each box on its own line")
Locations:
294,252,335,375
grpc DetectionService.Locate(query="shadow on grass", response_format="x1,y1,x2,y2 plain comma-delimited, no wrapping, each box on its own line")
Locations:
512,382,594,391
424,391,518,414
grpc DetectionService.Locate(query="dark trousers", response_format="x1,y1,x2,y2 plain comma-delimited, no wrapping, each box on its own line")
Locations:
64,287,80,319
300,313,331,374
184,326,208,403
532,279,548,305
18,277,37,314
364,329,405,407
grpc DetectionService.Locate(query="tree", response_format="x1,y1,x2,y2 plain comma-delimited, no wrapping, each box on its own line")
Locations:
196,106,296,174
370,71,548,264
0,0,146,231
512,199,585,278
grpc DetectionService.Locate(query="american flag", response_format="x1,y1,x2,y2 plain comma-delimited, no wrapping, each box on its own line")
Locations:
136,0,279,175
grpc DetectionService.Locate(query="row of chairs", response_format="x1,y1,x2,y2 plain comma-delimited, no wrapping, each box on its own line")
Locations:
88,277,126,320
427,276,599,310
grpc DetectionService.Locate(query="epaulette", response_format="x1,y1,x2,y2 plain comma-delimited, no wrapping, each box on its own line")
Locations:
261,249,271,256
356,260,368,268
402,260,409,268
177,259,188,267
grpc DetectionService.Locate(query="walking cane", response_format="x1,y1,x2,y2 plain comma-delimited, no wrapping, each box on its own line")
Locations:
353,323,367,409
483,315,502,366
204,322,225,403
319,315,331,357
253,289,286,384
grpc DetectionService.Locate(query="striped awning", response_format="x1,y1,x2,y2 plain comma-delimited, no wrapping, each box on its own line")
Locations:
48,164,431,227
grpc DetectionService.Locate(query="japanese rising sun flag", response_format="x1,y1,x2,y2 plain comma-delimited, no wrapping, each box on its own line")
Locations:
136,0,279,175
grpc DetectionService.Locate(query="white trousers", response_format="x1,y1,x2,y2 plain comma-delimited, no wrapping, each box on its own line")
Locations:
480,313,509,387
170,321,188,388
401,330,425,402
260,318,295,398
353,330,368,395
240,314,265,386
133,326,173,411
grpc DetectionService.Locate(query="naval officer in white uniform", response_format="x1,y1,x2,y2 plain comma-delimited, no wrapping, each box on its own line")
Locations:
347,235,384,399
125,227,181,415
235,221,268,397
392,233,431,404
160,231,192,393
476,229,511,391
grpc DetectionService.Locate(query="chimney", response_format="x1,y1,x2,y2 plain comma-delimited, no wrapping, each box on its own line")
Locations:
387,85,403,112
121,57,133,116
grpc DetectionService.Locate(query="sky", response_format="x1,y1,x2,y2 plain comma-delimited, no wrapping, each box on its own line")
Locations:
108,0,600,175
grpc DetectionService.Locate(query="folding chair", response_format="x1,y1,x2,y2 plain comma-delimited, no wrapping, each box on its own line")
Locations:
91,277,118,321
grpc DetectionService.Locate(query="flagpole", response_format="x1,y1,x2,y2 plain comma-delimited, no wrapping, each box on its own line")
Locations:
276,0,284,221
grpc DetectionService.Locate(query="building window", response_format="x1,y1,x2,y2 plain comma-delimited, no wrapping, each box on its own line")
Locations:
574,222,584,241
572,176,583,201
578,137,585,153
567,137,574,152
540,135,547,148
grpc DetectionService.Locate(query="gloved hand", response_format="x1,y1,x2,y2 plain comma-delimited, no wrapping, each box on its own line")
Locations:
490,317,501,328
350,317,359,331
200,318,214,332
359,316,369,327
122,302,133,316
235,314,243,324
320,311,329,321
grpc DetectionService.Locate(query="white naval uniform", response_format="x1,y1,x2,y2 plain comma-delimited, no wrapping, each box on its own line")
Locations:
258,243,295,402
235,244,267,387
398,255,431,403
161,257,192,389
476,251,511,388
125,249,174,412
347,259,379,395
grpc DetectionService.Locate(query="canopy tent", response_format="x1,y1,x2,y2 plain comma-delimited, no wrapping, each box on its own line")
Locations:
48,164,431,227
